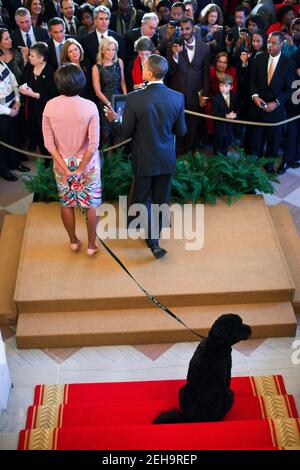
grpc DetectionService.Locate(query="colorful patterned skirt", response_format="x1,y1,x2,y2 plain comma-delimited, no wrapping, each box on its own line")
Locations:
54,155,102,208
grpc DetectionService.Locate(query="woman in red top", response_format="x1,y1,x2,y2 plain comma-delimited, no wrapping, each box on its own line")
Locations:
131,36,156,90
206,51,238,135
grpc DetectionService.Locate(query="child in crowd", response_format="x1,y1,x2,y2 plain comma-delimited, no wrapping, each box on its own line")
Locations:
212,74,238,156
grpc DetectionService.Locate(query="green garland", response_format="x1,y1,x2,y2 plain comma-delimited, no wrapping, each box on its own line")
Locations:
23,150,279,205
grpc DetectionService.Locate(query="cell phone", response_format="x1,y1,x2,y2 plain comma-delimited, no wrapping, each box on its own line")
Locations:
227,32,233,41
240,28,248,34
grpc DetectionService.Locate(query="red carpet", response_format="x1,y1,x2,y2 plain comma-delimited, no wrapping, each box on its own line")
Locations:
19,375,299,450
25,395,298,429
19,419,300,450
33,375,286,406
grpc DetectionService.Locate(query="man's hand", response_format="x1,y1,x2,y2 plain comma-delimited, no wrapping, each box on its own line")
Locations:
199,96,208,107
104,104,118,123
226,111,237,119
264,101,278,113
172,43,183,60
253,96,267,108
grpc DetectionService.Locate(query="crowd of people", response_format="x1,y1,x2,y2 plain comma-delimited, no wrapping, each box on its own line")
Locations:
1,0,300,184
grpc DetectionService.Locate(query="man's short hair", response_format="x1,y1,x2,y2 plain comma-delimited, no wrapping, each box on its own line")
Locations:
141,12,159,24
269,31,285,43
54,63,86,96
172,2,185,13
147,54,168,79
48,17,65,30
94,5,111,20
15,7,30,19
180,17,194,27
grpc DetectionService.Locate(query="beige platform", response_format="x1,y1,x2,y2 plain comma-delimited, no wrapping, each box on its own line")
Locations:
0,215,25,324
14,196,295,314
16,302,297,349
0,195,297,348
269,205,300,313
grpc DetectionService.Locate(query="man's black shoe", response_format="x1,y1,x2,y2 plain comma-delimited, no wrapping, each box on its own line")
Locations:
16,164,30,172
150,243,167,259
291,160,300,169
0,170,18,182
277,162,289,175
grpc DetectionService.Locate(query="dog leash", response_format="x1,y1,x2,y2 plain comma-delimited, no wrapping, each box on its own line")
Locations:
67,175,206,341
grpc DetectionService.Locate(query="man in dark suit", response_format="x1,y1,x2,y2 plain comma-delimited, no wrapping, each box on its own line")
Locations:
11,7,49,48
167,17,210,152
249,31,296,173
47,17,70,69
105,54,187,259
81,5,125,63
61,0,80,36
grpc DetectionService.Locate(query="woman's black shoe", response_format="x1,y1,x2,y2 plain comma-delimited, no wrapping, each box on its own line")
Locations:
0,170,18,182
16,164,30,172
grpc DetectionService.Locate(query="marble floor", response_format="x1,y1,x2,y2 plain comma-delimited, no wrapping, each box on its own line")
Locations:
0,159,300,450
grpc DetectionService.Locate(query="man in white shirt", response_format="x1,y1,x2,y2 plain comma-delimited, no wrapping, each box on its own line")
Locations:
47,17,68,69
82,5,125,63
11,7,49,49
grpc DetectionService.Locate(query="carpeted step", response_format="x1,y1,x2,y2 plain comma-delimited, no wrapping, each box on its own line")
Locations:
16,301,297,349
18,418,300,450
33,375,287,406
269,204,300,313
0,215,26,325
25,395,298,430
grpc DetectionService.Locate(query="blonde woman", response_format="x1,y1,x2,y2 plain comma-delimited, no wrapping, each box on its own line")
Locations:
92,36,126,147
61,38,93,100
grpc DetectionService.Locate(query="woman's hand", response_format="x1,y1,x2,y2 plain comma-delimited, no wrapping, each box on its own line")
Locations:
19,85,36,98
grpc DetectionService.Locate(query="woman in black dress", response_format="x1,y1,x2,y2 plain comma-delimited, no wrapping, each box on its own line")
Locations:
19,41,57,156
92,36,127,148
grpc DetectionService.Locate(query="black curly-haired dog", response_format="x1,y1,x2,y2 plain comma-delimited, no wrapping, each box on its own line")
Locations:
153,314,252,424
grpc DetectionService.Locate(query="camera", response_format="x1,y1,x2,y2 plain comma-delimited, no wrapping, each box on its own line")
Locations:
240,28,248,35
282,27,289,35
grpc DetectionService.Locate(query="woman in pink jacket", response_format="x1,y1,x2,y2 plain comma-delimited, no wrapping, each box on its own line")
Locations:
42,63,101,256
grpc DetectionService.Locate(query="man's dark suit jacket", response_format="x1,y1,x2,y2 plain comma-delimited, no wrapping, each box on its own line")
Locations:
81,30,125,63
249,51,296,122
62,16,81,36
212,91,238,138
11,27,49,48
46,36,70,70
111,83,187,176
167,41,210,110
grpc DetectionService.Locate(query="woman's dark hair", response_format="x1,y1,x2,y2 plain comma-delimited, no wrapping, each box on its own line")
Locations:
78,2,94,21
54,63,86,96
251,28,267,50
246,14,266,31
0,28,9,43
30,41,49,61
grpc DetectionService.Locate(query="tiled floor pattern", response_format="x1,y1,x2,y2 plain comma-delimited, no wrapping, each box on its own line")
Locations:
0,159,300,449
